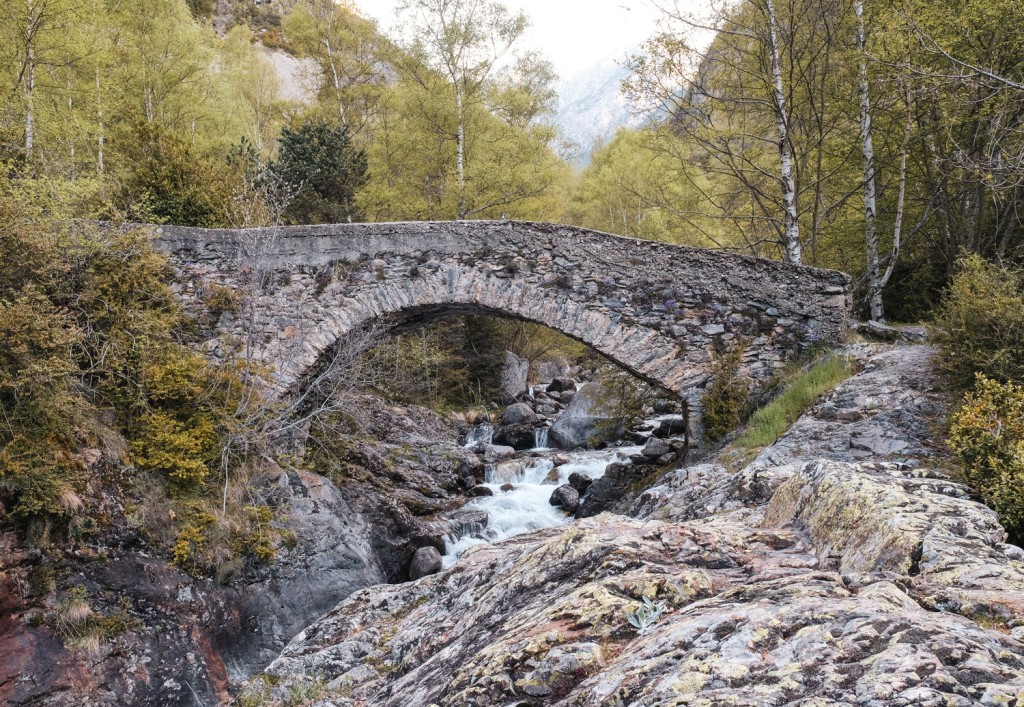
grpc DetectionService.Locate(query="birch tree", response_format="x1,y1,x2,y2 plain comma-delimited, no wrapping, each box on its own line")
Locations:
625,0,826,263
395,0,528,219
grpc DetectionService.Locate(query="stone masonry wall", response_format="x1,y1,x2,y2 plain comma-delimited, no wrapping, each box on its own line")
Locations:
152,221,850,401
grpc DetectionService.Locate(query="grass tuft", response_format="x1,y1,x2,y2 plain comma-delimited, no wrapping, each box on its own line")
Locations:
734,355,855,449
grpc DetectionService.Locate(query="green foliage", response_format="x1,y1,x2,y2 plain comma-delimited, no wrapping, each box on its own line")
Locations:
701,344,751,443
133,410,219,486
112,122,234,226
266,118,368,225
735,356,855,449
932,255,1024,393
948,375,1024,542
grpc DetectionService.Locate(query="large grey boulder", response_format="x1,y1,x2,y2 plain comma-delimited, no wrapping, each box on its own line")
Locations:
500,351,529,398
501,402,538,426
548,383,623,450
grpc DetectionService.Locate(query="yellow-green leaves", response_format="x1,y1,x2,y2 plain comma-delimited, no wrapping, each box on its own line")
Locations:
949,375,1024,539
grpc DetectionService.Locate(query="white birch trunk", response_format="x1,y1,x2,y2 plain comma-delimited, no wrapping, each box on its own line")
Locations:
765,0,800,264
25,0,36,159
96,68,105,174
324,35,347,128
855,0,883,321
455,81,467,219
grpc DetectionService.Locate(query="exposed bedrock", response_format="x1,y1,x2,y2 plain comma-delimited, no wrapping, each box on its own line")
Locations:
243,344,1024,706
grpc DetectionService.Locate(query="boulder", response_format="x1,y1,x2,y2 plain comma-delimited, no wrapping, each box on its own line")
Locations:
568,472,593,493
548,383,623,450
500,483,515,493
548,484,580,513
469,485,494,497
653,417,688,439
547,377,577,393
501,351,530,398
501,403,538,426
642,437,672,458
652,398,682,414
558,390,576,405
408,546,443,580
480,444,515,463
493,424,536,450
553,453,573,466
543,468,561,485
577,463,645,517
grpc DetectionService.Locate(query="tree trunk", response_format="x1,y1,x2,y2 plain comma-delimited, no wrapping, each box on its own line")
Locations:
25,0,36,160
855,0,883,322
96,68,105,174
878,90,913,296
324,35,347,128
455,81,467,219
765,0,800,264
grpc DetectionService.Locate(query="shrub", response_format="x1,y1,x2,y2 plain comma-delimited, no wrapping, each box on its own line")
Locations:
701,344,750,443
132,410,219,486
932,254,1024,393
948,375,1024,541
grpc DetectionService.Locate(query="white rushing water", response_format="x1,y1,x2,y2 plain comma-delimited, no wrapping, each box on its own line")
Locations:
464,422,494,447
441,443,641,568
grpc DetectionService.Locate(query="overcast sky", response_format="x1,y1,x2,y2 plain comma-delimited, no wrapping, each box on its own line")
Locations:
355,0,707,79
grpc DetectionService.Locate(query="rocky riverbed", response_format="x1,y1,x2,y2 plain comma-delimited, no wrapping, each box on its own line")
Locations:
241,344,1024,706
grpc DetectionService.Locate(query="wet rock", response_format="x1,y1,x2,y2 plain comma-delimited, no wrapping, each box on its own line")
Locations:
408,547,442,580
543,468,561,485
548,484,579,513
492,424,535,451
500,403,537,426
445,508,488,536
568,472,593,493
642,437,671,458
500,484,515,493
469,485,493,497
536,404,558,416
479,444,515,463
577,462,646,517
558,389,576,405
553,453,572,466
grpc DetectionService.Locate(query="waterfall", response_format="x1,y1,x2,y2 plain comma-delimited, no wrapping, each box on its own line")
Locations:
534,427,550,449
464,422,494,447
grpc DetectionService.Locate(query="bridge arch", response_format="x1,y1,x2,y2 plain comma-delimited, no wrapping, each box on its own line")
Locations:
154,220,850,400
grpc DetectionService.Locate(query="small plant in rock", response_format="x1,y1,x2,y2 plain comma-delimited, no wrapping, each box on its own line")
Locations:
626,596,667,635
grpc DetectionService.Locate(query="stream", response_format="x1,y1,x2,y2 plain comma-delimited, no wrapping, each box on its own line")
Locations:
441,432,642,568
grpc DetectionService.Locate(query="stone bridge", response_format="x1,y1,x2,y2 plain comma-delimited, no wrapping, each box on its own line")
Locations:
153,221,850,402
